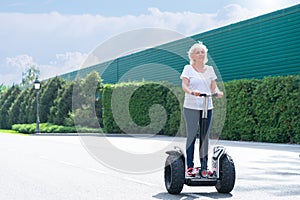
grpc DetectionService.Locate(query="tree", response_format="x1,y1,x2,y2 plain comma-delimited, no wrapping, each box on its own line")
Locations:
22,65,40,89
49,81,74,126
73,71,103,128
0,85,21,129
0,85,9,104
0,84,7,94
18,87,35,124
8,88,29,126
39,77,66,123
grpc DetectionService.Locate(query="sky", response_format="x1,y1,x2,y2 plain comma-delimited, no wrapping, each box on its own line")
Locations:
1,0,300,85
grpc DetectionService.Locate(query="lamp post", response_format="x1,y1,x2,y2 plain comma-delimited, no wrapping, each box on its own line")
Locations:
34,77,41,134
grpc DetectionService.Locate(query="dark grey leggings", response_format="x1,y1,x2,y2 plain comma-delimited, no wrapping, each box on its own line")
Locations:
183,107,213,169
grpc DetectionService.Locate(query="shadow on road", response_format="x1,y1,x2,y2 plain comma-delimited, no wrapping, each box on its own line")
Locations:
153,192,232,199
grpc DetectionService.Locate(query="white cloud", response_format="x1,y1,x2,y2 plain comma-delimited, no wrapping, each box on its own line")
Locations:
42,51,88,80
240,0,299,11
144,7,217,35
3,52,87,84
6,54,36,70
215,4,252,22
53,52,87,70
3,55,37,85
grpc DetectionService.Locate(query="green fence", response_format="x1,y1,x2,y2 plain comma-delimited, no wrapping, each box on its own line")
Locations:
60,5,300,84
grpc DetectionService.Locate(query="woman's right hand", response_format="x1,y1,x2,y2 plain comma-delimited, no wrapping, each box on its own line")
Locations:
191,90,201,96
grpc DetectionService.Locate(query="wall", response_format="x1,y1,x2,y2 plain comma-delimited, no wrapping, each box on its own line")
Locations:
59,4,300,83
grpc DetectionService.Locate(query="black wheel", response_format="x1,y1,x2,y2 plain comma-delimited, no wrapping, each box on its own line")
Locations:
164,154,185,194
215,154,236,193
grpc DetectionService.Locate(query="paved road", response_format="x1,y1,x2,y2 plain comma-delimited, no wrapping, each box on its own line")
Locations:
0,133,299,200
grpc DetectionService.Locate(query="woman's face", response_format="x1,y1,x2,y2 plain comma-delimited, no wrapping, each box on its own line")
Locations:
191,47,206,63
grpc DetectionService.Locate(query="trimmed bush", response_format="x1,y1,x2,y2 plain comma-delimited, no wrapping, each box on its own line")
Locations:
252,76,300,143
221,75,300,144
222,79,259,141
12,123,36,134
5,71,300,144
102,81,226,138
12,123,75,134
102,81,184,136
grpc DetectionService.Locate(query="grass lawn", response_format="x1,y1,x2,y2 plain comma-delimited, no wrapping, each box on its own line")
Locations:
0,129,22,134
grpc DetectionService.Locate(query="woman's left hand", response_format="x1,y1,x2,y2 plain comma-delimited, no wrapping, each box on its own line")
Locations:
217,91,224,98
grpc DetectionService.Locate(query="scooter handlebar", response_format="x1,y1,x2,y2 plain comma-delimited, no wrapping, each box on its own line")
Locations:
198,93,218,97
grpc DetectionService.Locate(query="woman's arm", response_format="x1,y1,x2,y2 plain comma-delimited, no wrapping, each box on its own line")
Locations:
182,77,192,94
211,80,217,93
211,80,223,98
182,77,200,96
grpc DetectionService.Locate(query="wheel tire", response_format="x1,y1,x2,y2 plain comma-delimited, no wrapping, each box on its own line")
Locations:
164,154,185,194
215,154,236,193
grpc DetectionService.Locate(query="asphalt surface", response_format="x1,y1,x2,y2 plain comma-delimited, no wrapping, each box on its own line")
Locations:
0,133,299,200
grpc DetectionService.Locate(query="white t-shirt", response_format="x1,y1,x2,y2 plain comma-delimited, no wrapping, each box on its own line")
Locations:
180,64,217,110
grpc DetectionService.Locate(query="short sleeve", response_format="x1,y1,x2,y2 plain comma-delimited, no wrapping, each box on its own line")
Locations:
180,65,190,79
209,66,217,80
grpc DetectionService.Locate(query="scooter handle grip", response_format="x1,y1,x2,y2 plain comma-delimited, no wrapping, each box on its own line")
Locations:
199,93,218,97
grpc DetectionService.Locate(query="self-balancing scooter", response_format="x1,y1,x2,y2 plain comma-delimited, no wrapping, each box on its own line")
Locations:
164,93,236,194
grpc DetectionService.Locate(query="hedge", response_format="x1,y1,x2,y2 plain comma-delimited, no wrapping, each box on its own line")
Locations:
102,75,300,144
102,81,227,138
9,74,300,144
102,81,185,136
222,75,300,143
12,123,103,134
252,76,300,143
221,79,260,141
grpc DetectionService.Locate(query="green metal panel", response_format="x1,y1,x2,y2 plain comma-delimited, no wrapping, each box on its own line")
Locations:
59,4,300,84
100,60,119,84
192,4,300,81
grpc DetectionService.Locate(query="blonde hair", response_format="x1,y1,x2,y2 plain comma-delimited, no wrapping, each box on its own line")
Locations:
188,42,208,65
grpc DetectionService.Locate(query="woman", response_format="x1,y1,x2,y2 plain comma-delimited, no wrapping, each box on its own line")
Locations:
180,42,223,177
